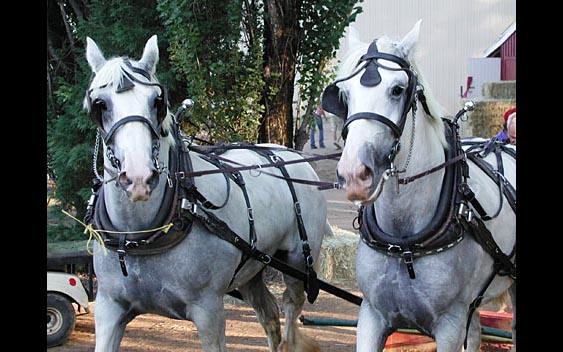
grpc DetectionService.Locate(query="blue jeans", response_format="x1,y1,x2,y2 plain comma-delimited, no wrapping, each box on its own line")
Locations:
310,114,324,147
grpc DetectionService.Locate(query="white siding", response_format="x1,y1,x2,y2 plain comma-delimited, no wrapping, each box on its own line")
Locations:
334,0,516,114
466,57,501,98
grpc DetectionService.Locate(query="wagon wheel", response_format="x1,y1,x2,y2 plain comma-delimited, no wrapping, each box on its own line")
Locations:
47,292,76,347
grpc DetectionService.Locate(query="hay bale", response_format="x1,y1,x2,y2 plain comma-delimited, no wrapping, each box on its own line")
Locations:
316,227,359,282
460,99,516,139
458,79,516,139
482,81,516,99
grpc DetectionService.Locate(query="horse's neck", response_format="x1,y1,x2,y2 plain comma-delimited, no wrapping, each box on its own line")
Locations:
374,114,446,235
103,143,171,231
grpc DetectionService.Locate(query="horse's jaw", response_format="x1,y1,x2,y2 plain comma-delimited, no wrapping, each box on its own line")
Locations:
104,181,167,230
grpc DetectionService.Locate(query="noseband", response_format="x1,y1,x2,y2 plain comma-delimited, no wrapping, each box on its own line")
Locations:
86,58,168,177
322,41,421,165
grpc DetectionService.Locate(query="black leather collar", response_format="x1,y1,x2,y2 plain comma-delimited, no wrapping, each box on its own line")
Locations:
358,119,466,256
92,135,193,255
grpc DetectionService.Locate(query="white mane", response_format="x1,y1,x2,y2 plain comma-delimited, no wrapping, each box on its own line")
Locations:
84,57,175,146
336,35,447,148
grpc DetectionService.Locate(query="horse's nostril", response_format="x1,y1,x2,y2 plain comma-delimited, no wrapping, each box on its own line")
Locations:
118,172,132,187
336,170,346,187
357,165,373,181
146,169,160,189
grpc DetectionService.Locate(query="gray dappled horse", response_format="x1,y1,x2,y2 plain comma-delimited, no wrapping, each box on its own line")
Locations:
84,35,328,352
322,21,516,351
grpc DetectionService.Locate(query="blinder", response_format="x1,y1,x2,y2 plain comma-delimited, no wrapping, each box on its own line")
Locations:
321,83,348,119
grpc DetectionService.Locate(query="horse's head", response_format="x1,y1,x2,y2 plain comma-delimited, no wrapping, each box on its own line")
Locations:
84,35,174,202
323,21,424,205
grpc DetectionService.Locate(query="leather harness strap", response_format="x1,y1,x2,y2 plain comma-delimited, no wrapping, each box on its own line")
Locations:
185,201,363,306
250,147,320,304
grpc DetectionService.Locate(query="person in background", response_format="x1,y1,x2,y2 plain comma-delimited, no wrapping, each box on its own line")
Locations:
331,113,343,150
495,107,516,145
310,104,325,149
506,111,516,145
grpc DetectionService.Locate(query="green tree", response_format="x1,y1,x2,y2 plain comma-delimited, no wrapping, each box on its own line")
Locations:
47,0,93,241
158,0,362,148
294,0,363,149
260,0,363,148
158,0,265,143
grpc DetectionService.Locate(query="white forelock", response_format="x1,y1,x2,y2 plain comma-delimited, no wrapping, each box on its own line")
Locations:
83,57,175,146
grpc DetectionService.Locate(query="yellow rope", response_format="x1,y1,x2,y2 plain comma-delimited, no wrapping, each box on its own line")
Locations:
61,210,174,256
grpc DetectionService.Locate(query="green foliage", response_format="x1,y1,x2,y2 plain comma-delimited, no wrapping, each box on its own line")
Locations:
296,0,364,127
158,0,264,143
78,0,183,106
47,205,86,242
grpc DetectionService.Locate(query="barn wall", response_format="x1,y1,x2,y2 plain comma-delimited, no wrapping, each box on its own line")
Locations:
333,0,516,115
501,32,516,80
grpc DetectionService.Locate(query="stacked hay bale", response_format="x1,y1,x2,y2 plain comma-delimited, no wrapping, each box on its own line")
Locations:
460,80,516,139
316,227,359,282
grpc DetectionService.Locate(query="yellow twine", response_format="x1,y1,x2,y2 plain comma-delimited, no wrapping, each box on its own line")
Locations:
61,210,174,256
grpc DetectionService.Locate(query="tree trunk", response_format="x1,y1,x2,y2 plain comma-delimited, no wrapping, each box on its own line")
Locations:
259,0,301,148
293,60,328,150
293,102,313,150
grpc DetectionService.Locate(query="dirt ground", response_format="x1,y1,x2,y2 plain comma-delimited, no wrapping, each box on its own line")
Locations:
51,279,364,352
48,120,512,351
49,278,509,352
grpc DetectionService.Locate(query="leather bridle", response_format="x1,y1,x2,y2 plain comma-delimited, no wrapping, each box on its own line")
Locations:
322,40,421,168
86,58,169,180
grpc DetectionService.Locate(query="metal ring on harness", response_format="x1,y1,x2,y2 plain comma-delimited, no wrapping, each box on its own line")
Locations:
249,164,262,177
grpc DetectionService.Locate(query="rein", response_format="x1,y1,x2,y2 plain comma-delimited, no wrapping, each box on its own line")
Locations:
185,144,343,190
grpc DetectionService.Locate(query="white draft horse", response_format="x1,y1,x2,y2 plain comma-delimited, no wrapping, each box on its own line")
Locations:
84,35,328,352
322,21,516,351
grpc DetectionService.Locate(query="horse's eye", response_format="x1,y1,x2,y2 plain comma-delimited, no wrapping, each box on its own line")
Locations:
94,99,107,110
391,86,404,96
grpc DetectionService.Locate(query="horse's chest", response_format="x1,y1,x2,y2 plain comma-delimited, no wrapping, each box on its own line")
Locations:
357,243,457,325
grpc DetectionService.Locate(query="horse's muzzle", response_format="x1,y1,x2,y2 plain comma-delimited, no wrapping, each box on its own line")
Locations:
340,164,375,203
118,169,160,202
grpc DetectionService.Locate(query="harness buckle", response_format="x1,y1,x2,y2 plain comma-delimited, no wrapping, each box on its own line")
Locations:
181,198,197,214
294,202,302,216
269,154,281,163
458,202,474,222
302,240,311,253
458,182,475,201
305,255,314,267
247,207,254,221
125,240,140,249
402,250,414,264
166,173,173,188
260,253,272,264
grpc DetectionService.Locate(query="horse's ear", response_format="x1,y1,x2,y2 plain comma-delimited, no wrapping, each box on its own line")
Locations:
396,19,421,58
138,35,159,75
86,37,107,73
